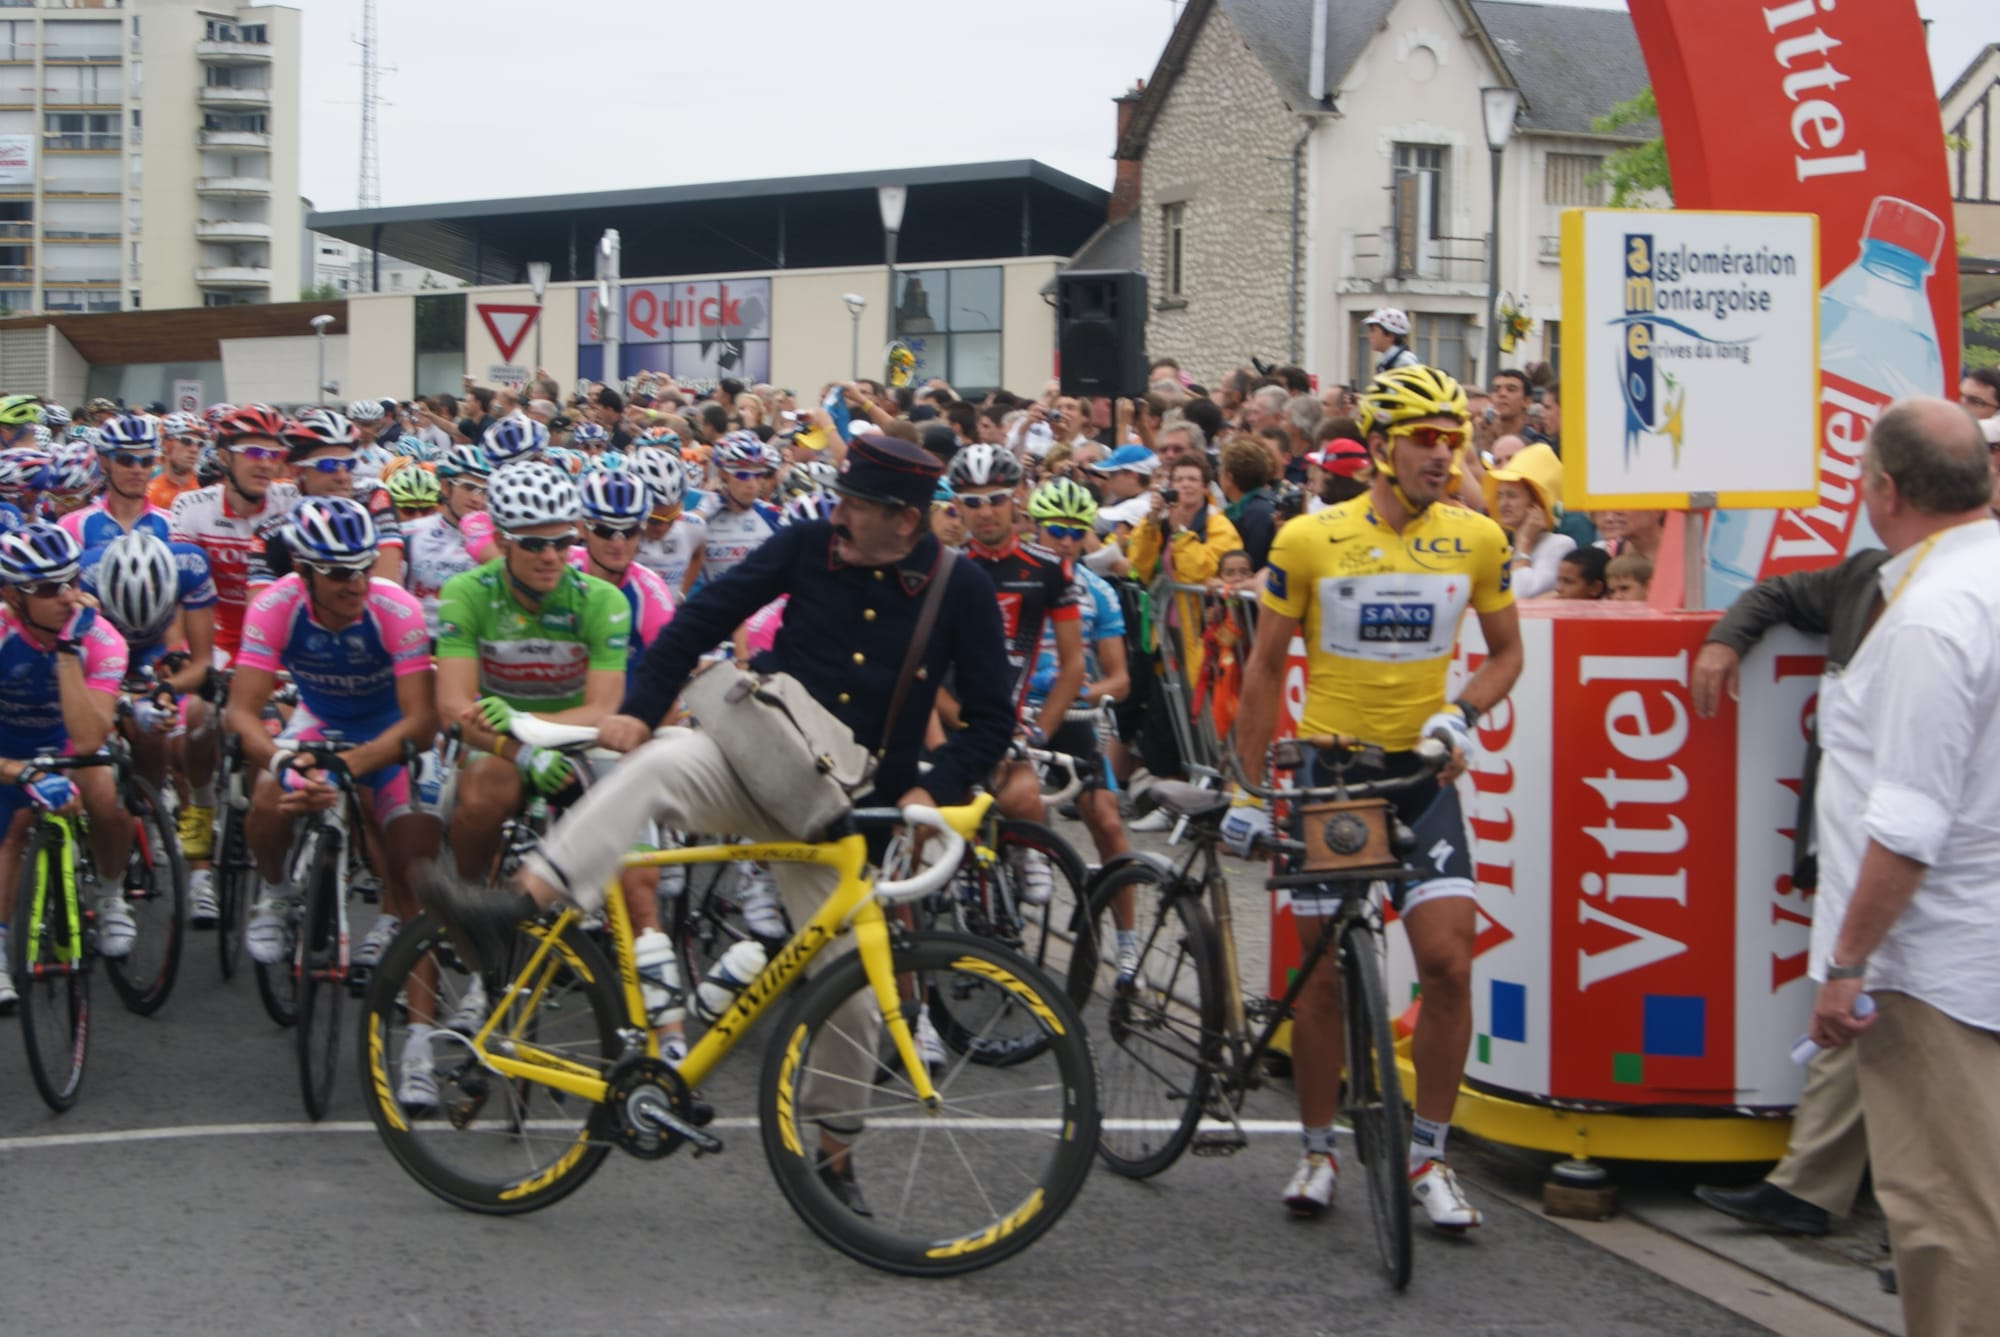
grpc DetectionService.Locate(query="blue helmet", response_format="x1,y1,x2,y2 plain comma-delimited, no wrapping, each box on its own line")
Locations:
436,443,493,480
482,415,549,464
46,443,102,496
630,445,686,511
781,493,836,526
579,470,650,526
570,421,610,449
286,496,378,568
97,413,160,454
0,522,82,585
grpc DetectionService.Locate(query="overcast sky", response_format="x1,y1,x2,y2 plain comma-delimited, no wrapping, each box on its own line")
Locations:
294,0,1991,213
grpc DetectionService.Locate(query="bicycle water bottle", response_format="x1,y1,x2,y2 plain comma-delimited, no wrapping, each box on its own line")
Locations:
1704,197,1944,607
691,939,768,1024
633,927,685,1027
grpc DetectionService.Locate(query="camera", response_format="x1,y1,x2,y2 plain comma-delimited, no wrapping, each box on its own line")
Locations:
1159,487,1179,505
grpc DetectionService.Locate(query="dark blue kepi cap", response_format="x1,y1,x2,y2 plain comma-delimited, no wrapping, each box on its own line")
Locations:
833,433,945,510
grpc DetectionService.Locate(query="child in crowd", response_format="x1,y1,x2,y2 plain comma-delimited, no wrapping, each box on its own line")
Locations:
1555,545,1609,599
1214,549,1257,593
1605,551,1653,602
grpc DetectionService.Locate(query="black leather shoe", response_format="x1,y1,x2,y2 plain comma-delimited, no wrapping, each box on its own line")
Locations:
414,860,538,976
818,1159,873,1218
1692,1181,1831,1235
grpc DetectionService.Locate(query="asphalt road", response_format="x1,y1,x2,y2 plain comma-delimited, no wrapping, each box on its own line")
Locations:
0,845,1774,1337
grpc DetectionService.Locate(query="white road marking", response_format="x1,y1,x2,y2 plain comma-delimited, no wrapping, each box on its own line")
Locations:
0,1117,1337,1153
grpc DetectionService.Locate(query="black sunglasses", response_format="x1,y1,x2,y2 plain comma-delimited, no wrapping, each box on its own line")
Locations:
20,576,77,599
589,523,639,541
105,451,155,469
302,563,371,583
504,533,575,554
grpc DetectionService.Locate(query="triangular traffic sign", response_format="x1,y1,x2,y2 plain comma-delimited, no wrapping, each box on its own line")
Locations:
476,303,540,364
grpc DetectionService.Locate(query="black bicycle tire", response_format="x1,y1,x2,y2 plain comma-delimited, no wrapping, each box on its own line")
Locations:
216,769,253,980
12,821,91,1112
1068,860,1220,1179
295,828,344,1120
758,929,1099,1277
1342,921,1413,1291
358,910,623,1215
103,773,187,1016
925,820,1085,1067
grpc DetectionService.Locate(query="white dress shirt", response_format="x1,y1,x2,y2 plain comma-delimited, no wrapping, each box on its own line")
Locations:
1811,518,2000,1031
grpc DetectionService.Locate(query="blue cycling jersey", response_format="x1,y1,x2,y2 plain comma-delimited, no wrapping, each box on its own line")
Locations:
80,540,218,667
59,501,173,551
1027,563,1126,705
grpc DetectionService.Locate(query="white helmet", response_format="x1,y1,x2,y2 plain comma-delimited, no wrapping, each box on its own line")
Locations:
945,442,1023,490
346,398,388,423
94,531,181,640
1362,307,1411,338
486,460,581,531
629,445,686,512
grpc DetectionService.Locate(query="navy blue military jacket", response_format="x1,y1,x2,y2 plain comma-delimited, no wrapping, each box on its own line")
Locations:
621,522,1012,804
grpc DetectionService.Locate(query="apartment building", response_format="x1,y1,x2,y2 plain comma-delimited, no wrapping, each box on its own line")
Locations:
0,0,300,317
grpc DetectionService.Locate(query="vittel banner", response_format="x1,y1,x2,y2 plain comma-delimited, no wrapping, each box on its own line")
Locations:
1627,0,1960,602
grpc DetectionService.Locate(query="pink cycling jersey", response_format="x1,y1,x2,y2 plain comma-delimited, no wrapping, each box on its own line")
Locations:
236,574,431,729
568,549,676,658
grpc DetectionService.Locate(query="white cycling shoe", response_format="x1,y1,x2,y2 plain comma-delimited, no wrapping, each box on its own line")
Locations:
188,870,219,928
445,975,489,1036
397,1027,439,1111
1283,1152,1339,1217
246,896,296,965
354,914,401,971
734,864,788,940
94,895,137,959
1410,1158,1483,1231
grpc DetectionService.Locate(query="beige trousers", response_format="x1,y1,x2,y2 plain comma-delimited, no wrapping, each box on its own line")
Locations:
1766,1040,1868,1216
525,728,877,1135
1856,991,2000,1337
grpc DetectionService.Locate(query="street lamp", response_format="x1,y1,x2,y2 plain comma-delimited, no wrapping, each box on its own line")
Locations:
877,184,907,361
309,312,335,407
1480,85,1523,390
842,293,867,380
527,260,552,377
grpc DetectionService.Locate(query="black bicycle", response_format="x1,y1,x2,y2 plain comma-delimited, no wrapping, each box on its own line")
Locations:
1066,734,1446,1290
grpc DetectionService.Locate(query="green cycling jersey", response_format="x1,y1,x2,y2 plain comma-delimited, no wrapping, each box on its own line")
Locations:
435,561,631,712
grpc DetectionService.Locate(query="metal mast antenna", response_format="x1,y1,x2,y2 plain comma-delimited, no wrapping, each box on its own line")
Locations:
357,0,381,208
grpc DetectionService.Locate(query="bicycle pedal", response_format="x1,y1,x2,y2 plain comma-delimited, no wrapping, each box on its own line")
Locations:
685,1094,714,1127
1191,1129,1249,1157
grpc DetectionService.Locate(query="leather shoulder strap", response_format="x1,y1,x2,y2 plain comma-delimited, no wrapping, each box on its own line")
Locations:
879,547,956,756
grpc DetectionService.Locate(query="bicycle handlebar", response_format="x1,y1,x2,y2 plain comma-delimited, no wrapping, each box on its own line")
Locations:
1228,734,1450,803
869,804,969,905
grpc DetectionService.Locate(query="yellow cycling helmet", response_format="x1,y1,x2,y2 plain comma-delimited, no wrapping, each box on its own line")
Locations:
1356,365,1469,507
0,394,43,427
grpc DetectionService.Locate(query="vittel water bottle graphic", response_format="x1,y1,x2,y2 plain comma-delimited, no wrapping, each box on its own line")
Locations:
1704,197,1945,606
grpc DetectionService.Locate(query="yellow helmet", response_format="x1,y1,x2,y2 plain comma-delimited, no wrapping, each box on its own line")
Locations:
1356,365,1469,439
1356,364,1469,504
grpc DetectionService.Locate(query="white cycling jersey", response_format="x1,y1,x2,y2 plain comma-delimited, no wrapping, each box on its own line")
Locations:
694,495,781,585
636,511,706,591
168,480,300,656
404,509,489,635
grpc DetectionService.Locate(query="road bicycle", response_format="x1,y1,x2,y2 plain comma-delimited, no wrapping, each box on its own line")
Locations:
9,744,184,1111
358,715,1100,1277
1066,734,1447,1290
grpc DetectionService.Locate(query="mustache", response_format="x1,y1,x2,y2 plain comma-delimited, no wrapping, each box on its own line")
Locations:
832,523,854,542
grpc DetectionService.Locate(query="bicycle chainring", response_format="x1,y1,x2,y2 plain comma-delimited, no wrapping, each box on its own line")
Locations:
601,1056,696,1160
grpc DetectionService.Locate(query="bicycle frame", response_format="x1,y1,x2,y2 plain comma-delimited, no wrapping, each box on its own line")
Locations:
458,812,988,1116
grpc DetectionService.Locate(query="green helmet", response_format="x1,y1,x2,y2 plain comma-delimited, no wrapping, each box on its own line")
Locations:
1027,478,1099,526
0,394,43,427
385,466,440,507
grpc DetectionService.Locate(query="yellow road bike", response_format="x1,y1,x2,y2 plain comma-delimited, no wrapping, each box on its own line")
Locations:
357,718,1099,1277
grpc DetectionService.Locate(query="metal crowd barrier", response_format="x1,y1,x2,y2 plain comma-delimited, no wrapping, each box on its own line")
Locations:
1141,577,1263,790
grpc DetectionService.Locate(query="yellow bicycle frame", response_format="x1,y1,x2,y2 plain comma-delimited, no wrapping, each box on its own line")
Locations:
463,795,993,1112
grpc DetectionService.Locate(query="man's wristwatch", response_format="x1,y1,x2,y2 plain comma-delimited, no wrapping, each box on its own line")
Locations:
1825,956,1868,981
1451,698,1483,730
52,638,81,657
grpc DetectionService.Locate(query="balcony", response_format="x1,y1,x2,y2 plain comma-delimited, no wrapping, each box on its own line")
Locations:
42,268,120,286
195,38,272,64
42,52,123,66
196,218,271,243
198,128,270,150
42,228,118,242
0,264,30,286
195,265,272,289
0,222,30,240
196,175,271,198
1341,228,1489,294
197,85,270,110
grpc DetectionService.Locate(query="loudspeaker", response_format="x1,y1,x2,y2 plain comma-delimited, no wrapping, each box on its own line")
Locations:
1058,270,1148,399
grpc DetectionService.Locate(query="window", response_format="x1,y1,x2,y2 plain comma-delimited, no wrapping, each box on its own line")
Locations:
1544,319,1561,373
1394,143,1447,239
241,24,267,44
1351,311,1474,384
1162,202,1186,301
413,292,467,396
892,266,1004,392
1544,153,1606,207
45,111,119,150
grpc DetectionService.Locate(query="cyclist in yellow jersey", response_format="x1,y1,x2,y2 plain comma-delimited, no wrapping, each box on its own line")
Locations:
1230,365,1524,1231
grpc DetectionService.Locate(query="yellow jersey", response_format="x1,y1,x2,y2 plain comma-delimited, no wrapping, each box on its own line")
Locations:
1260,495,1513,750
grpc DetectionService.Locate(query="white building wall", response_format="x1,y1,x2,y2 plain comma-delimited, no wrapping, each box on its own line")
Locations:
46,324,88,404
219,331,343,404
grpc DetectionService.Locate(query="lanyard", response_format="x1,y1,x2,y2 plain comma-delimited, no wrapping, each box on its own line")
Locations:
1881,531,1944,611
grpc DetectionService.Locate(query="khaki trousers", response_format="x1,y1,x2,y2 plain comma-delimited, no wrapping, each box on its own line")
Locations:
1766,1040,1868,1215
525,728,877,1135
1856,991,2000,1337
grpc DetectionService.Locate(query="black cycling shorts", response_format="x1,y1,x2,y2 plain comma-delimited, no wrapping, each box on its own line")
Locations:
1286,745,1476,917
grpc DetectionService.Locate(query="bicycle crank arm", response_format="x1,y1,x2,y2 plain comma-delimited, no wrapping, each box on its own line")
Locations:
635,1103,724,1155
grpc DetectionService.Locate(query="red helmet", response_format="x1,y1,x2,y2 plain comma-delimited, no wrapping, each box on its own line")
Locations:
213,402,288,446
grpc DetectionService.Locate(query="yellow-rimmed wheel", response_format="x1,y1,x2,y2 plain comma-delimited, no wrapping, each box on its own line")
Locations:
357,910,625,1214
758,930,1099,1275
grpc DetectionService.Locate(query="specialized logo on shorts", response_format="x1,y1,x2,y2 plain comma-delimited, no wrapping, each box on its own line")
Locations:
1358,602,1435,643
